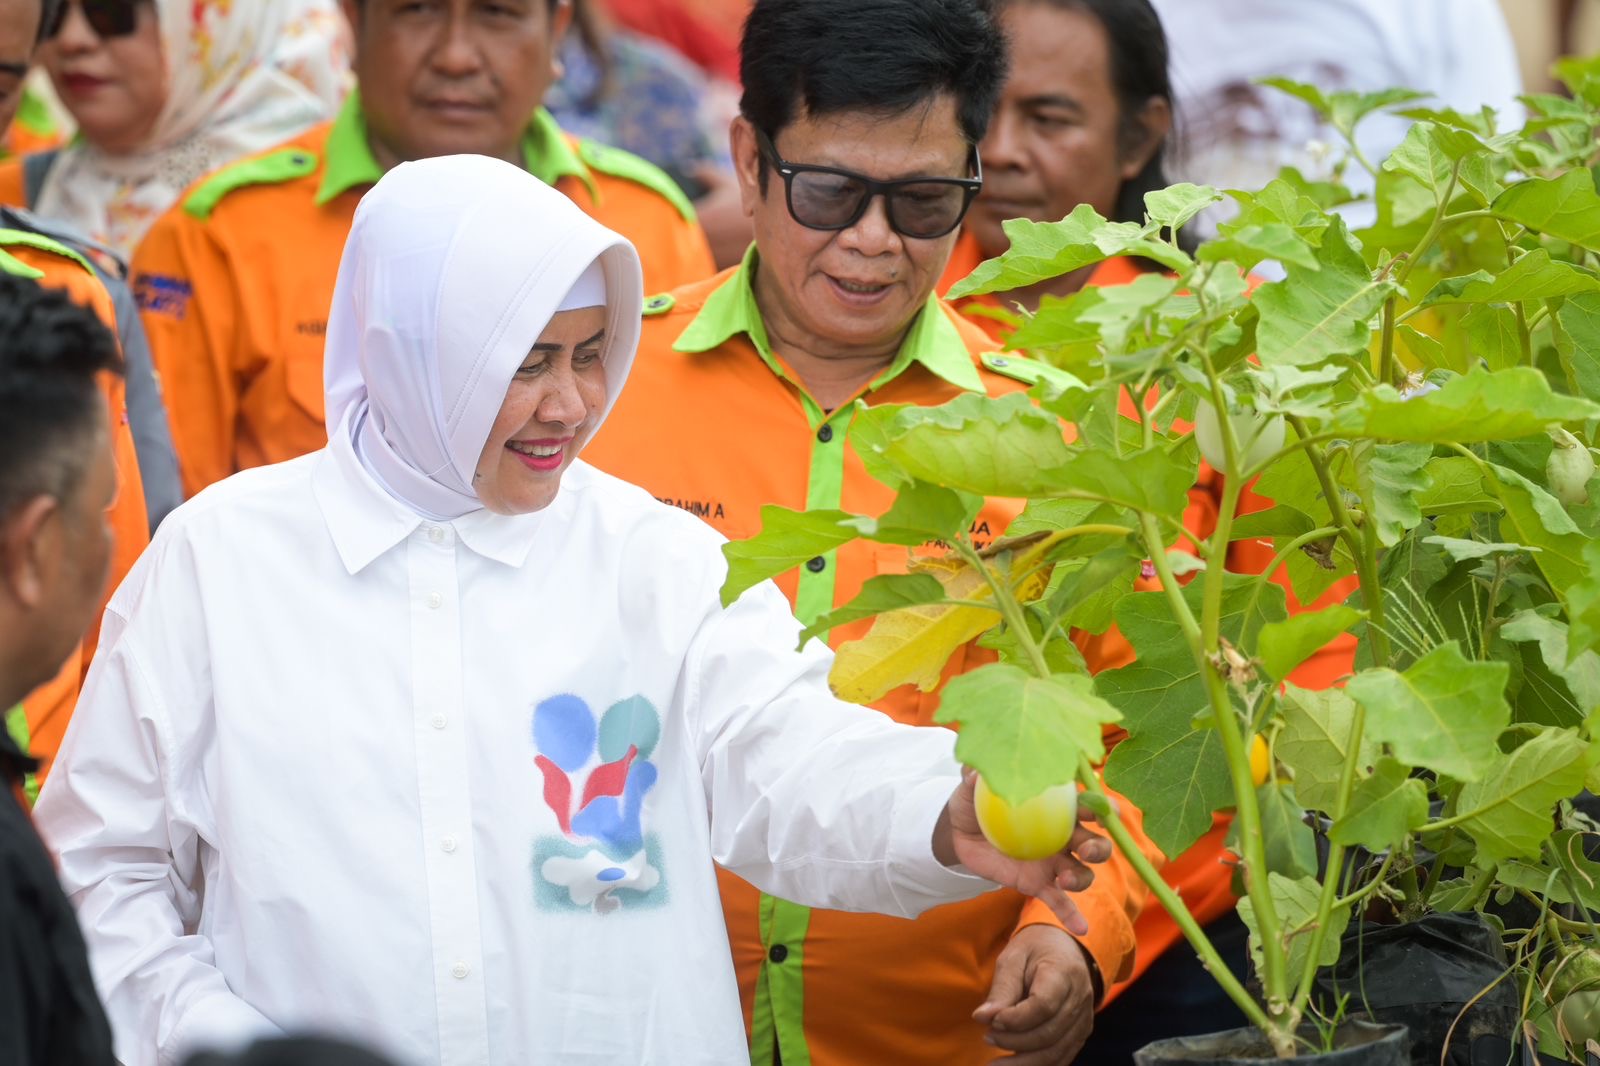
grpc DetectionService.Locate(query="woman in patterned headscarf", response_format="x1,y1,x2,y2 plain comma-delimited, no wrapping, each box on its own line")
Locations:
26,0,348,257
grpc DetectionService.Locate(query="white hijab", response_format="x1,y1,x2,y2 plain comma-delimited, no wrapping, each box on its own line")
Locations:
36,0,348,257
323,154,644,521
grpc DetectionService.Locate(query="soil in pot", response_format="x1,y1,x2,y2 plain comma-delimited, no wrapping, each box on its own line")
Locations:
1133,1019,1408,1064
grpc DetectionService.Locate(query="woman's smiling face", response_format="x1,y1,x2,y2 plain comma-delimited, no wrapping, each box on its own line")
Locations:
474,306,608,515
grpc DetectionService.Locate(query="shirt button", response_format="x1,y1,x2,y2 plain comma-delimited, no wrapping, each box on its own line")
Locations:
441,835,458,853
451,962,469,979
816,424,833,443
427,526,444,543
426,592,443,610
805,556,826,574
768,944,789,963
430,713,447,730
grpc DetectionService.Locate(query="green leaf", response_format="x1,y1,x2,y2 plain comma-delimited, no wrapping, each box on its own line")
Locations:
934,664,1121,805
1144,183,1223,232
1238,872,1350,983
795,573,947,648
1007,288,1106,354
1223,179,1333,243
1328,757,1428,850
1455,728,1593,862
721,506,860,605
1258,605,1365,683
1458,305,1524,372
1360,441,1432,546
1554,293,1600,401
843,481,983,544
947,204,1190,299
1348,642,1511,781
1047,545,1140,635
1258,78,1427,135
851,392,1072,496
1500,610,1600,713
1422,537,1540,563
1567,543,1600,662
1384,122,1490,205
1278,685,1375,812
1489,464,1590,601
1102,578,1288,855
1255,216,1393,366
1197,223,1320,273
1492,169,1600,250
1421,250,1600,304
1078,273,1180,351
1338,368,1600,443
1256,780,1319,880
1416,457,1499,516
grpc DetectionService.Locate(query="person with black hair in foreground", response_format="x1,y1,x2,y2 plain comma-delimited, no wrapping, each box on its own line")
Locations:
0,272,120,1066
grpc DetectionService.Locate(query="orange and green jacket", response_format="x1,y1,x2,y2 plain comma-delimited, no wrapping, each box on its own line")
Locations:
0,89,62,161
129,91,716,497
940,230,1359,995
583,252,1162,1066
0,233,149,797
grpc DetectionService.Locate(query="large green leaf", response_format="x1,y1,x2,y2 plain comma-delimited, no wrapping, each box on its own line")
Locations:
1255,780,1319,880
721,506,860,604
1555,293,1600,401
1455,728,1593,863
1490,464,1590,601
947,205,1190,299
933,664,1121,805
1359,441,1432,546
1222,179,1333,243
1491,169,1600,250
795,573,947,649
1567,542,1600,662
1500,610,1600,714
1347,642,1511,782
1416,457,1500,516
1421,250,1600,304
1101,578,1288,855
1197,223,1321,273
1254,216,1393,366
1259,78,1427,136
1145,183,1223,232
1238,872,1350,983
1328,757,1428,850
1458,305,1523,372
842,480,983,545
1257,605,1366,683
1338,368,1600,443
1277,685,1376,813
1384,121,1490,205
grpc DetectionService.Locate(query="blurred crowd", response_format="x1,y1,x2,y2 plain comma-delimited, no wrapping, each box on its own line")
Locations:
0,0,1571,1064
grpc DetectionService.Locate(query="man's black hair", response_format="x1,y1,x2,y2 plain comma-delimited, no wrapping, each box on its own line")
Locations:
0,274,122,521
739,0,1008,160
184,1037,402,1066
1003,0,1176,228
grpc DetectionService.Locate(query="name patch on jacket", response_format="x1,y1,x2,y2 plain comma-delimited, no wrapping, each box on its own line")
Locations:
132,273,194,319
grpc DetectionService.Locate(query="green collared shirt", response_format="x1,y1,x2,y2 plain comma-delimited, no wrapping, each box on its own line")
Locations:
315,90,600,206
666,247,986,1066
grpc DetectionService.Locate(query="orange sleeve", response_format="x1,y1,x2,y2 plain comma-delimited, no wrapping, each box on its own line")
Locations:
131,206,244,497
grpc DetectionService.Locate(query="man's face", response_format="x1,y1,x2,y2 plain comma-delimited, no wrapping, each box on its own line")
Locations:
342,0,571,167
7,400,116,699
967,2,1167,259
0,0,42,136
735,95,971,358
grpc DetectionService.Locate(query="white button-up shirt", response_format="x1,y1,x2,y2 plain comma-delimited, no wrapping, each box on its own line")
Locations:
37,438,988,1066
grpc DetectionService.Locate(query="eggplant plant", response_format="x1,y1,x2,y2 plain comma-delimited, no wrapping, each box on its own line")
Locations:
719,64,1600,1060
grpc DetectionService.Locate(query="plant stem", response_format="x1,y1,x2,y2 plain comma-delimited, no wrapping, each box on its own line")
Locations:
1378,296,1399,387
1395,159,1464,290
1515,301,1535,367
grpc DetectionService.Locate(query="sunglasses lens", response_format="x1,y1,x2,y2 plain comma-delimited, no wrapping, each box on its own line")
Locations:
886,183,972,239
788,170,870,230
52,0,141,39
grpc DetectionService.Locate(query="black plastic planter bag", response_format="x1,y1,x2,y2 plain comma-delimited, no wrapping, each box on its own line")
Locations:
1312,913,1518,1066
1133,1020,1409,1064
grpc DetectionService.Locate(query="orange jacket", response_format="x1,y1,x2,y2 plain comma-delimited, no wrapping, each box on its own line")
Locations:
940,230,1358,995
131,93,715,497
583,257,1161,1066
1,234,149,791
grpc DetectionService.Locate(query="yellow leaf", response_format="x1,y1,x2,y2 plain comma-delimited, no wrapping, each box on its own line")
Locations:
828,533,1062,704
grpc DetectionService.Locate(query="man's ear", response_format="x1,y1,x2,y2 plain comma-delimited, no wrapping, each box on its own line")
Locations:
0,496,60,613
729,117,763,219
1118,96,1173,183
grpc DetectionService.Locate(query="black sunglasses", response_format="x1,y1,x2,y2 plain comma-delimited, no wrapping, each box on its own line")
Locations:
43,0,146,41
755,128,983,240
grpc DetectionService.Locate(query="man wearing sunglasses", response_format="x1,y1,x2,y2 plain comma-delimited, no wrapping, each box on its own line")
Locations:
583,1,1154,1064
128,0,715,499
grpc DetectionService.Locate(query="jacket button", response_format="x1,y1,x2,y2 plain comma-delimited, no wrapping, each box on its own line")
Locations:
816,424,833,443
769,944,788,963
805,556,826,573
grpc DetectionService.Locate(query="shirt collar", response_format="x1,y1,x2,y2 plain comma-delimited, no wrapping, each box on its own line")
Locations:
313,432,543,573
672,246,985,394
316,90,598,206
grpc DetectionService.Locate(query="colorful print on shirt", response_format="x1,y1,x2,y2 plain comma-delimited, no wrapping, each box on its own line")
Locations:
530,693,668,912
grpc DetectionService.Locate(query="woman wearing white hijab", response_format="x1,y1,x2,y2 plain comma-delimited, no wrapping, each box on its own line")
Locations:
35,155,1105,1066
29,0,347,257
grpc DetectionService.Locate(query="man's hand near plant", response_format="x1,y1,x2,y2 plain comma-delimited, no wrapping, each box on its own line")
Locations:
973,926,1098,1064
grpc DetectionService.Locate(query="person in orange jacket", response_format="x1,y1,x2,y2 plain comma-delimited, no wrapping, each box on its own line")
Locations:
0,0,148,797
582,2,1161,1063
130,0,717,498
939,1,1358,1058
